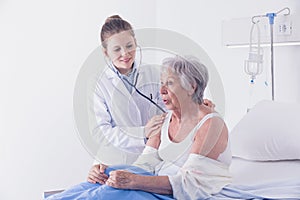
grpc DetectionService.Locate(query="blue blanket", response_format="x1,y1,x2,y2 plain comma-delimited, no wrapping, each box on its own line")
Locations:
45,165,300,200
45,165,173,200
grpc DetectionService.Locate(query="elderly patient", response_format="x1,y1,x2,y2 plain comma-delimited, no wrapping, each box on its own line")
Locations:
46,55,232,200
106,55,232,198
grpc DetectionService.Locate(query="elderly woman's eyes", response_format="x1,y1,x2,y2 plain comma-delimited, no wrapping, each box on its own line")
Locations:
167,81,173,86
160,80,173,86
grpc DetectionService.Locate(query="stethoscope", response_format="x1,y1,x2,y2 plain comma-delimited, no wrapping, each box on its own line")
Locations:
104,45,166,113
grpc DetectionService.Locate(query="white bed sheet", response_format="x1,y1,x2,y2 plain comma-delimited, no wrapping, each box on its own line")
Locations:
230,157,300,185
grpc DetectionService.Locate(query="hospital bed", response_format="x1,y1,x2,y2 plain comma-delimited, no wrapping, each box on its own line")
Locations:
228,100,300,199
44,100,300,199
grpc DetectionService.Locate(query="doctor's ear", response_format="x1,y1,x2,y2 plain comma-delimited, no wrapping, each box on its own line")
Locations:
102,48,109,57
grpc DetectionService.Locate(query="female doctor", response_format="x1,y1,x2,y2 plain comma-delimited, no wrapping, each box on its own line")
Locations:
87,15,166,184
87,15,214,185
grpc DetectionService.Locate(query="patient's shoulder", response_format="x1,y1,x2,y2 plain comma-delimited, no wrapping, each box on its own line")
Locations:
191,115,228,160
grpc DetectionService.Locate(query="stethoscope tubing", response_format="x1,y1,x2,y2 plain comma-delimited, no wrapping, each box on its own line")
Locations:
104,46,166,113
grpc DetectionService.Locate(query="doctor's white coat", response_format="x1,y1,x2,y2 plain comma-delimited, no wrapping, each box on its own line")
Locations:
92,64,164,165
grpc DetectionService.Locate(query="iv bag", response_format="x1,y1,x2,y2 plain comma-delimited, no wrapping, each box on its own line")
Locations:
244,47,263,80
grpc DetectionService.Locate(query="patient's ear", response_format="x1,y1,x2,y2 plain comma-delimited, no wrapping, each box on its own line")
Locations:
188,84,197,96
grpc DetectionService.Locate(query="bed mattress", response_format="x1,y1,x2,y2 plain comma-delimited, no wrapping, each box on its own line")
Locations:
230,157,300,185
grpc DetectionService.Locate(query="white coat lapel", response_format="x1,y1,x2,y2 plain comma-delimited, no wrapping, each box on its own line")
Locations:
105,68,142,125
106,68,130,98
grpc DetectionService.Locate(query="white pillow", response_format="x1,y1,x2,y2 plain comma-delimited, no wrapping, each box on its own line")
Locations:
230,100,300,161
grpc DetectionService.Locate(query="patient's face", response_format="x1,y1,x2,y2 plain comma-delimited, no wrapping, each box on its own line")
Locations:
160,68,189,111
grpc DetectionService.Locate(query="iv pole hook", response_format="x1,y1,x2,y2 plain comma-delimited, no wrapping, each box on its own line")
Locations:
251,7,290,24
276,7,290,16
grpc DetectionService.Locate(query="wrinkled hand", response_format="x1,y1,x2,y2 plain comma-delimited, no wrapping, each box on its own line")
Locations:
203,99,215,111
145,113,166,139
106,170,136,189
87,164,108,184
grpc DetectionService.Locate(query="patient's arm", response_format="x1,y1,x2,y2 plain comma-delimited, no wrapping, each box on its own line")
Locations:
106,129,170,194
132,135,162,173
191,117,228,159
106,170,172,194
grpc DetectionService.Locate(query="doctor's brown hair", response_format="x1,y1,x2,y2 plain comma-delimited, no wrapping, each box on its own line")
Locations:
100,15,135,48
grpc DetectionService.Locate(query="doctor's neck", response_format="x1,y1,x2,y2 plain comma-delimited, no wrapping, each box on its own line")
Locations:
114,63,134,75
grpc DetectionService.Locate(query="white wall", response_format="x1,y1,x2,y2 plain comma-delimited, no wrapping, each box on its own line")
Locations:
0,1,157,199
156,0,300,129
1,1,299,199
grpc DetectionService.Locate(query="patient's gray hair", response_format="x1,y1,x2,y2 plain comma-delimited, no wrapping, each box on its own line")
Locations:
162,55,209,104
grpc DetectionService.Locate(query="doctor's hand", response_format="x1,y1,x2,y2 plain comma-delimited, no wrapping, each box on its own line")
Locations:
87,164,108,184
203,99,215,111
145,113,167,139
106,170,137,190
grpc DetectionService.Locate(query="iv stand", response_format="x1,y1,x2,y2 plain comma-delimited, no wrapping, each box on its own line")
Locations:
251,7,290,101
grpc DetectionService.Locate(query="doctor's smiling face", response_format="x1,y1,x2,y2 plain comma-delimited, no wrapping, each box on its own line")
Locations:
103,31,137,75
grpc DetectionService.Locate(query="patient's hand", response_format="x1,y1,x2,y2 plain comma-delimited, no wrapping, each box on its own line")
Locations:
87,164,108,184
106,170,137,189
